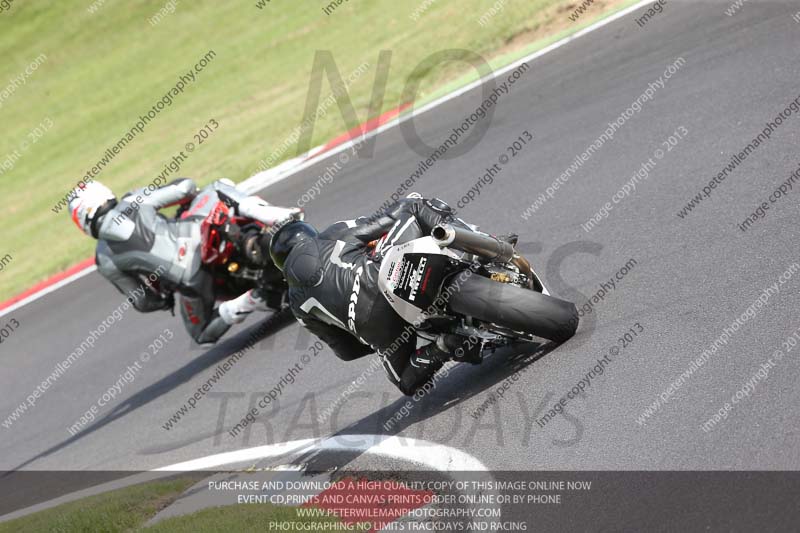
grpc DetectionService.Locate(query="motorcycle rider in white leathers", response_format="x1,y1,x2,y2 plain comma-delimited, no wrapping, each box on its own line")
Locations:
68,178,300,344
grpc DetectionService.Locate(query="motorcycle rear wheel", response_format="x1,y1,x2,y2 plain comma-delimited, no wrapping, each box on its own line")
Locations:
446,274,579,342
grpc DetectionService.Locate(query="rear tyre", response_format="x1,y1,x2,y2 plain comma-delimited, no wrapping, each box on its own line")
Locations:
446,274,579,342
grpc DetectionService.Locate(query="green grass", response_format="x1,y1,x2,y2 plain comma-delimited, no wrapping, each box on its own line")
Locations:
0,475,356,532
143,503,357,533
0,0,633,301
0,476,198,533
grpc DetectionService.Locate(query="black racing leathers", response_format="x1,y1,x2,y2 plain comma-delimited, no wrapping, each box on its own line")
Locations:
284,198,456,395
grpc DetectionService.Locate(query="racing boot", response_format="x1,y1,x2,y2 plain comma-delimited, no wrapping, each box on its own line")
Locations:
218,288,270,325
398,342,447,396
438,333,483,365
398,334,482,395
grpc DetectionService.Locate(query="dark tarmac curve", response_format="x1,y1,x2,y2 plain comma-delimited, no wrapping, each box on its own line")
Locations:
2,0,799,478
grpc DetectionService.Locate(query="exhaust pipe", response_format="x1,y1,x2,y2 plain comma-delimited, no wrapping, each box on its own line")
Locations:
431,224,515,263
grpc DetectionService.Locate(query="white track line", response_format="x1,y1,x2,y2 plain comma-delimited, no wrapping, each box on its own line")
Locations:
3,0,651,319
0,435,488,523
238,0,653,193
155,434,488,472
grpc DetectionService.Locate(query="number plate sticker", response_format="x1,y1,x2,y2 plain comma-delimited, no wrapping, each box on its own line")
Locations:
392,253,448,308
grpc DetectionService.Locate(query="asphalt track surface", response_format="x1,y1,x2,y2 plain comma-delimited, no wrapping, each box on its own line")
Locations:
2,0,799,478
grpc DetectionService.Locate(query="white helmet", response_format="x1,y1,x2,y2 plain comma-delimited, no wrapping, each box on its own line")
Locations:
68,181,116,236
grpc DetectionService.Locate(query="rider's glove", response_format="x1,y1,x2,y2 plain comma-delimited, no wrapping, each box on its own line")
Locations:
238,197,302,225
424,198,454,218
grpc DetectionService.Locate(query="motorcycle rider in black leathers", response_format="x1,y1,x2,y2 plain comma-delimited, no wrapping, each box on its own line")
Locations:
68,179,300,345
270,196,480,396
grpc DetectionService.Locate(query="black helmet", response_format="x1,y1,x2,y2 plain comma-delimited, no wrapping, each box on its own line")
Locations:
269,220,319,271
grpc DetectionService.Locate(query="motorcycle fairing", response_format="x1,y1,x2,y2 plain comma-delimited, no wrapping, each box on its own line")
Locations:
378,236,457,324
